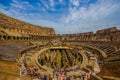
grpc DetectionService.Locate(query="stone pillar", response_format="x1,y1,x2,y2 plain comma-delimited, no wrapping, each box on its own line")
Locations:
0,35,2,40
7,36,11,40
13,36,15,40
11,36,13,40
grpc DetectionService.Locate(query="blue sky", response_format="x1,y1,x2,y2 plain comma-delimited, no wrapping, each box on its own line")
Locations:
0,0,120,34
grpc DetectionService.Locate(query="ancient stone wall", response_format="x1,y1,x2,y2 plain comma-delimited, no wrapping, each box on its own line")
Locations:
62,27,120,42
0,13,120,42
0,13,56,41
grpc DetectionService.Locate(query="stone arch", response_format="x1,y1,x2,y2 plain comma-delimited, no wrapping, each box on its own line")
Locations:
3,35,7,40
16,37,19,40
110,35,113,41
7,36,11,40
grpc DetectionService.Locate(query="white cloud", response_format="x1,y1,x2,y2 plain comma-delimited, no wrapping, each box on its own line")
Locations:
63,0,120,24
39,0,55,11
70,0,80,7
44,3,49,8
0,0,120,34
59,0,63,3
49,0,54,7
59,0,120,33
11,0,35,10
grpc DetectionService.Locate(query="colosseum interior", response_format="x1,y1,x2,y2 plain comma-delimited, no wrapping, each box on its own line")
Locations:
0,13,120,80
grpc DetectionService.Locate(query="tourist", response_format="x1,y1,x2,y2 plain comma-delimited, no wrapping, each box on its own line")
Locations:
81,74,84,80
71,76,75,80
39,76,44,80
82,72,91,80
49,77,52,80
66,76,70,80
64,68,67,76
87,73,91,80
59,71,63,80
53,69,55,78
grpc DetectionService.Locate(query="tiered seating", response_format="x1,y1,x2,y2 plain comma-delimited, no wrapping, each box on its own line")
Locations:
85,42,116,55
106,50,120,63
108,50,120,56
84,42,120,78
0,30,8,35
2,30,22,36
20,33,30,37
85,51,100,73
0,42,29,61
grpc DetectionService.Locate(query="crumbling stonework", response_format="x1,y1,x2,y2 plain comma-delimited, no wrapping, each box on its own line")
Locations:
62,27,120,42
0,13,56,40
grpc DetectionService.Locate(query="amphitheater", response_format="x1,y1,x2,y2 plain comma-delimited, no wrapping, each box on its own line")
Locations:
0,12,120,80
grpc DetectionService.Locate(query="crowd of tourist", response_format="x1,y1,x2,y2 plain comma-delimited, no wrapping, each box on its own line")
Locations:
17,53,92,80
52,67,91,80
17,54,52,80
